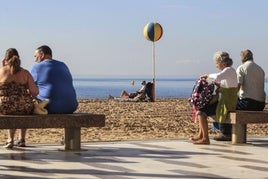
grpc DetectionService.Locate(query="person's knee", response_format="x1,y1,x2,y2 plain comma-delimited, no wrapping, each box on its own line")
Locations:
197,111,207,118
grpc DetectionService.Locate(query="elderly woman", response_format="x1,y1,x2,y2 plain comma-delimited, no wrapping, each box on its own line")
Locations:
0,48,39,149
190,51,238,144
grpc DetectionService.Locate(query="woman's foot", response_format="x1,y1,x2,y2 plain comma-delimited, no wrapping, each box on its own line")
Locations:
193,138,210,145
189,136,201,141
3,141,14,149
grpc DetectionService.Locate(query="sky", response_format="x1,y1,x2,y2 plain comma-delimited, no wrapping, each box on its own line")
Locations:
1,0,268,78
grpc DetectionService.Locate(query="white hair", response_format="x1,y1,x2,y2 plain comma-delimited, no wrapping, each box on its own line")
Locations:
213,51,224,62
213,51,232,67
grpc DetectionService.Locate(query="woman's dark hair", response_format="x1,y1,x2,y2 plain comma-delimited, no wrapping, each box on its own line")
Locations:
37,45,52,56
4,48,21,74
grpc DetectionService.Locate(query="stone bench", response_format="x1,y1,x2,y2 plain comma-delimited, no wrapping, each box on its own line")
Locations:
0,113,105,150
208,110,268,144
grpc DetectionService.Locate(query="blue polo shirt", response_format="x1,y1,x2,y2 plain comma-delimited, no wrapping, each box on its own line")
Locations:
31,59,78,114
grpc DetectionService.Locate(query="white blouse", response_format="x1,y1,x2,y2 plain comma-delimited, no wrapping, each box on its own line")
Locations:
208,67,238,88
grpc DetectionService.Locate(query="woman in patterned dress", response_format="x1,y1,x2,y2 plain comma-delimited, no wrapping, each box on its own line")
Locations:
0,48,39,149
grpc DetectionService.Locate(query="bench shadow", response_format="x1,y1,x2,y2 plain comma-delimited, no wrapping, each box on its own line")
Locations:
247,138,268,147
0,144,222,179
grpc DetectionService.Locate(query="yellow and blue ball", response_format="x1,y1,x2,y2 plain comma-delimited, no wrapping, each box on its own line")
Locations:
143,22,163,42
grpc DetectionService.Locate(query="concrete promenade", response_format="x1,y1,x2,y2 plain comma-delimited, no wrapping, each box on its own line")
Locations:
0,137,267,179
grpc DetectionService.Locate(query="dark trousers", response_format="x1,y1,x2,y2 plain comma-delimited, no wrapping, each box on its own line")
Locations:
214,98,265,135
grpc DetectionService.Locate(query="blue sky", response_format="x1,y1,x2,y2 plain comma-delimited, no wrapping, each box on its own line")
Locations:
1,0,268,78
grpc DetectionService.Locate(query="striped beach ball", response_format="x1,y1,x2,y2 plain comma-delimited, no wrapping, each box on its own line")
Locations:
143,22,163,42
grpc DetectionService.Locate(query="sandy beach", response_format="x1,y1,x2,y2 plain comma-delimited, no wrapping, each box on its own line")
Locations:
0,98,267,144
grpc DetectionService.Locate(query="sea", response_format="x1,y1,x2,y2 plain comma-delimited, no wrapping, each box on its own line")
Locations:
73,76,268,99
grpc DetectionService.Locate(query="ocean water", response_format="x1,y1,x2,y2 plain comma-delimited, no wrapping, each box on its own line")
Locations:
73,77,268,99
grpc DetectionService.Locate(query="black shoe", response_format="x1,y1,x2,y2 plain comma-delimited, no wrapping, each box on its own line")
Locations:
213,134,231,141
3,141,14,149
14,139,26,147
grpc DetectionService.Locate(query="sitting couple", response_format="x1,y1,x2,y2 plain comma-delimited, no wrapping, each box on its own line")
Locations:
190,49,265,145
2,46,78,149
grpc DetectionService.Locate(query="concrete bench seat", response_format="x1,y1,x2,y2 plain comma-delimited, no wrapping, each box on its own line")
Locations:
0,113,105,150
208,110,268,144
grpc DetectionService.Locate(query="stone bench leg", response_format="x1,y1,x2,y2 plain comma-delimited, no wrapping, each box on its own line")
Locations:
64,127,81,150
231,124,247,144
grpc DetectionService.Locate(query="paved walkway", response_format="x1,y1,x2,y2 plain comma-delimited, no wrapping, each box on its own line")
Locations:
0,138,267,179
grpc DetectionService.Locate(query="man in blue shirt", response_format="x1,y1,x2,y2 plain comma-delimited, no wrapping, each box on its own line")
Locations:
31,45,78,114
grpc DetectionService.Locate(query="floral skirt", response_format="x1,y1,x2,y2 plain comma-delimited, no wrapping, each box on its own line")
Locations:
0,82,34,114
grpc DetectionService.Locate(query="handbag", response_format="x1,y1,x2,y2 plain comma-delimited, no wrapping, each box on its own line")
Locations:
33,99,49,115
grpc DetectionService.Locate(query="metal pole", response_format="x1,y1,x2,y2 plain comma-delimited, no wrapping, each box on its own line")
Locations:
152,42,156,102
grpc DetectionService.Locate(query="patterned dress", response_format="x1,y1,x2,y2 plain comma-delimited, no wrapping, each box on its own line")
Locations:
0,81,34,114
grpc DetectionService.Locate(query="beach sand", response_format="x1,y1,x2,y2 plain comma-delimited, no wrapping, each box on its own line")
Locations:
0,98,267,144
